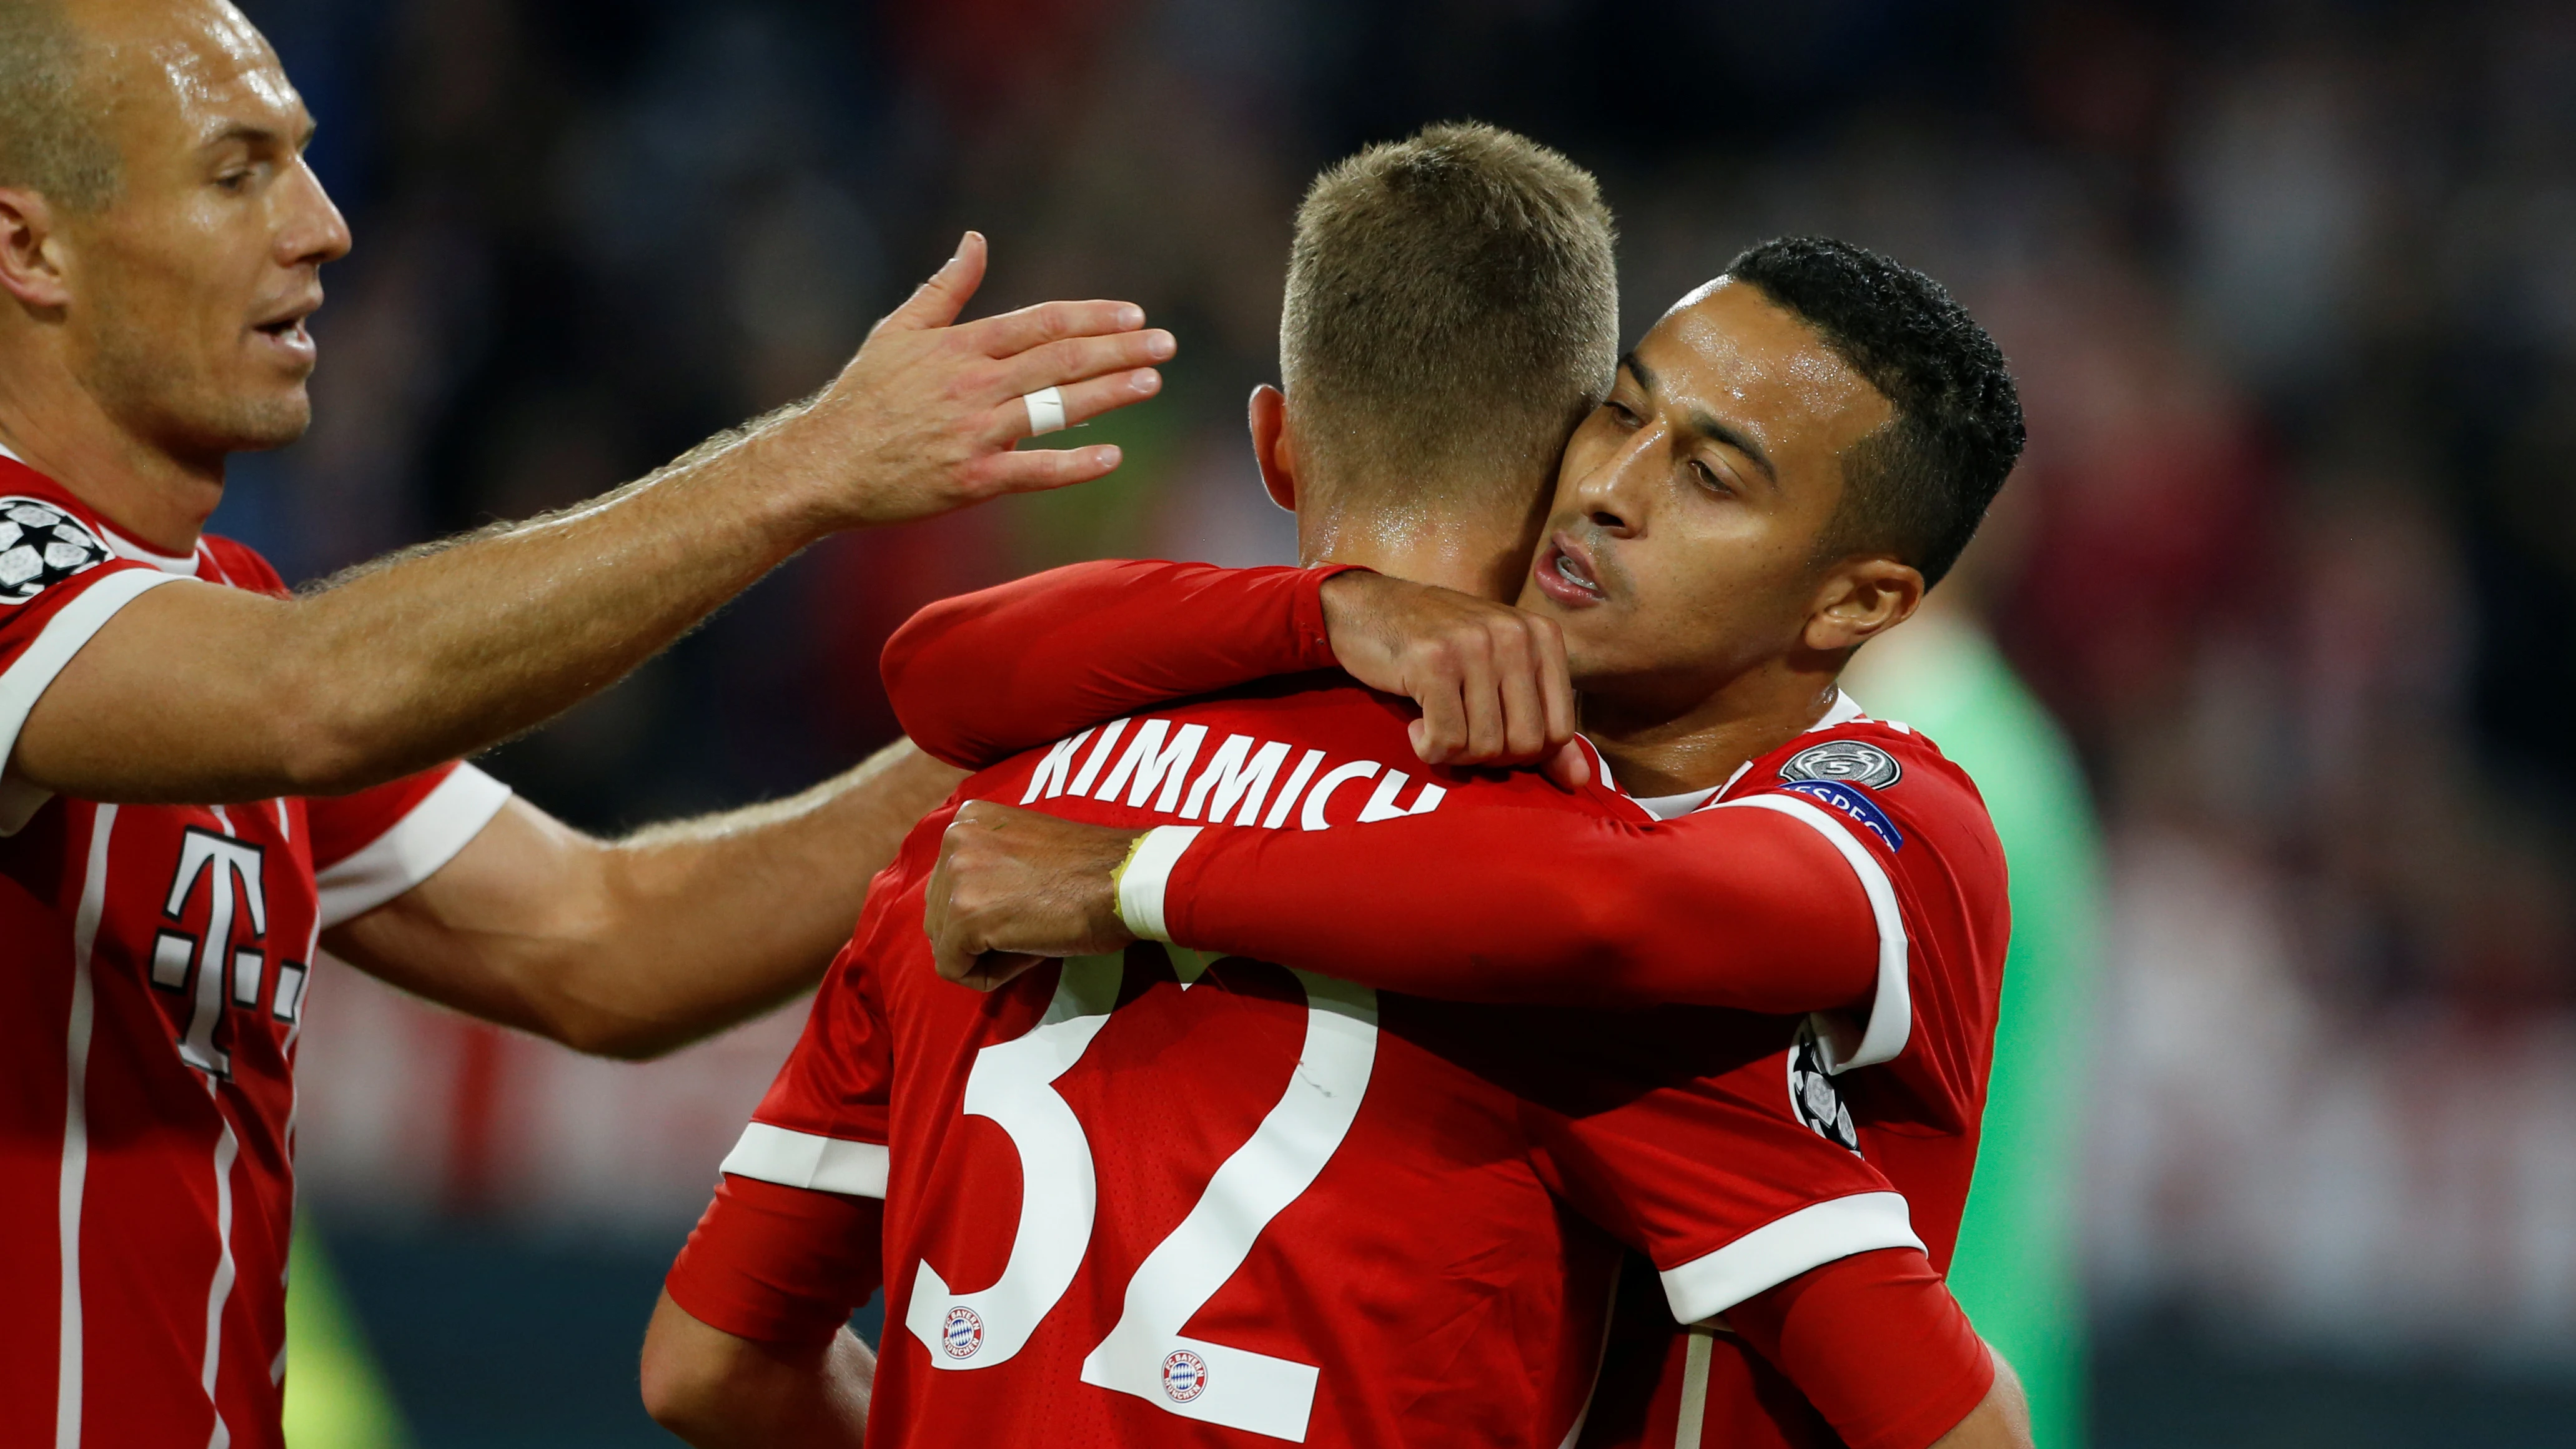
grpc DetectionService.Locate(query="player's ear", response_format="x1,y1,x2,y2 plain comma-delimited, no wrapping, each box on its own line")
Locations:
1249,384,1297,513
1801,556,1923,655
0,189,73,314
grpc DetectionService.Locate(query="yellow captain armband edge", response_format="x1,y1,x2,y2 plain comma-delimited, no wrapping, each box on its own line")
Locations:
1113,825,1202,944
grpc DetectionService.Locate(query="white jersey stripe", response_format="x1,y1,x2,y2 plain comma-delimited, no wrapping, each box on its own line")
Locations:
312,764,512,928
720,1123,891,1199
1672,1325,1715,1449
1712,792,1912,1072
1657,1190,1925,1323
56,803,114,1449
0,569,184,836
199,1095,239,1449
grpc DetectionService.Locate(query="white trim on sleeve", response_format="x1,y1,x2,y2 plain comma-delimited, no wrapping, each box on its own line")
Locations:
720,1122,891,1199
1714,792,1911,1072
0,568,184,836
1116,824,1202,944
312,763,514,927
1658,1190,1925,1323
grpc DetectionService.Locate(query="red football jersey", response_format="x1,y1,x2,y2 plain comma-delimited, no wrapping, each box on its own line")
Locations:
876,561,2013,1449
0,458,514,1449
676,641,1937,1447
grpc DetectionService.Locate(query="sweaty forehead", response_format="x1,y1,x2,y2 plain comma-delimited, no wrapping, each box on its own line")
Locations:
79,0,301,141
1637,279,1891,460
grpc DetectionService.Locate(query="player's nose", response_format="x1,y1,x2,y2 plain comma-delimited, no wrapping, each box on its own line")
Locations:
277,157,353,269
1570,427,1654,537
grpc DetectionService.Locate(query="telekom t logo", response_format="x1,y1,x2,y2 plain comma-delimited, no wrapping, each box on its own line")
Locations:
150,826,267,1077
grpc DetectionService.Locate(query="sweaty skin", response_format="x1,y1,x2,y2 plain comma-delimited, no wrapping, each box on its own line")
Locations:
1523,278,1913,794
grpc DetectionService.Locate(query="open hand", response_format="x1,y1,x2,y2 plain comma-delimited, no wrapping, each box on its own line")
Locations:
1318,570,1590,788
793,232,1177,530
924,801,1143,991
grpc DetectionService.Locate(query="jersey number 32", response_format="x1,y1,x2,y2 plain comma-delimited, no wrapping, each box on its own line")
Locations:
901,952,1377,1443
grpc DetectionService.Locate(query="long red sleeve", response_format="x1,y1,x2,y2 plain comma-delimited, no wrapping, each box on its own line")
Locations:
1726,1248,1994,1449
1161,803,1879,1011
881,559,1357,769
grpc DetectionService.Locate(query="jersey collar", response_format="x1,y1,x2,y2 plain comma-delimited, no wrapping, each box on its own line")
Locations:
0,440,204,576
1585,688,1871,819
93,522,202,577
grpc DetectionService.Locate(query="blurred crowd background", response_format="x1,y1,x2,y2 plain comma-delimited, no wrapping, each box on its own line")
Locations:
226,0,2576,1444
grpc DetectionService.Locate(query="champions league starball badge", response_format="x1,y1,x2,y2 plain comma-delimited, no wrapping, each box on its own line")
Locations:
1779,738,1903,791
0,499,110,605
1788,1019,1862,1154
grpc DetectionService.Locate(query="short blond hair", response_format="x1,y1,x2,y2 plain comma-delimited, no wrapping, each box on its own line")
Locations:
1281,122,1617,508
0,0,118,210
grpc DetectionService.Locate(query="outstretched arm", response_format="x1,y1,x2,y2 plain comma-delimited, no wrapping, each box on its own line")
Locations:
884,564,1582,777
328,739,964,1059
922,798,1878,1012
16,235,1171,804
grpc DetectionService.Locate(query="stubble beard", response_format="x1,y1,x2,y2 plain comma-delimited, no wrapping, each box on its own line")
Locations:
80,290,314,471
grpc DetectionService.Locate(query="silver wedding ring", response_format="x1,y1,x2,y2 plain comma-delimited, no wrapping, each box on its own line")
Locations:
1023,385,1067,436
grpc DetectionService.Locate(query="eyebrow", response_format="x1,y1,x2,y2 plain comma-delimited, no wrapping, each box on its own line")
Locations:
201,116,319,152
1617,350,1778,485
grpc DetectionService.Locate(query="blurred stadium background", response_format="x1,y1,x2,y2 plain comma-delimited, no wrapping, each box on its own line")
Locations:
229,0,2576,1443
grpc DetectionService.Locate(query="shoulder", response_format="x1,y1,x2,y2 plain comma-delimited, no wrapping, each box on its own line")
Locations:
197,535,289,596
0,483,128,609
1760,711,1992,842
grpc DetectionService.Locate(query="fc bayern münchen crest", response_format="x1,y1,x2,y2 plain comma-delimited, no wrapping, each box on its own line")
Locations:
941,1305,983,1360
1162,1348,1209,1403
1787,1019,1861,1153
0,498,109,606
1780,738,1902,791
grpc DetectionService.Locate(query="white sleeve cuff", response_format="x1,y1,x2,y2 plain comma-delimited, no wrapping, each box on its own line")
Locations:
313,763,515,927
720,1122,891,1199
1658,1191,1925,1323
1115,824,1202,943
0,569,186,836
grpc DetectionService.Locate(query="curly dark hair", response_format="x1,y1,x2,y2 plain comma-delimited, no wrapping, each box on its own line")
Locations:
1723,236,2025,588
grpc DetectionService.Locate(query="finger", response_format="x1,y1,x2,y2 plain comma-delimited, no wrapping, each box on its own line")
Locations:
967,443,1125,500
1457,643,1505,763
964,951,1049,993
1412,675,1469,764
968,298,1148,359
996,368,1162,443
1535,617,1576,751
878,232,987,335
1496,630,1551,763
998,330,1176,400
1541,739,1592,791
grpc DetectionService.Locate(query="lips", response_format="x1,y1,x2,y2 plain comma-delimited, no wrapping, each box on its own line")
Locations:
1533,531,1607,608
249,292,321,365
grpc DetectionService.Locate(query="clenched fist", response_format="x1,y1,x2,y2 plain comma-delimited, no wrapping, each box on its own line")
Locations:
924,801,1144,991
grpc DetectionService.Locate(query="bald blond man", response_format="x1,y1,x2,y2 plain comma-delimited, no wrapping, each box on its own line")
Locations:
0,3,1173,1445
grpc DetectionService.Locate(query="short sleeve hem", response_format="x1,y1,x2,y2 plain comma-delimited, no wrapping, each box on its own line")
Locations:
1659,1190,1926,1323
313,763,513,926
721,1122,891,1199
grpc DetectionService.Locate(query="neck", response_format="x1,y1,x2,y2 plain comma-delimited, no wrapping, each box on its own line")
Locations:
0,352,224,554
1582,655,1846,796
1297,510,1523,599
